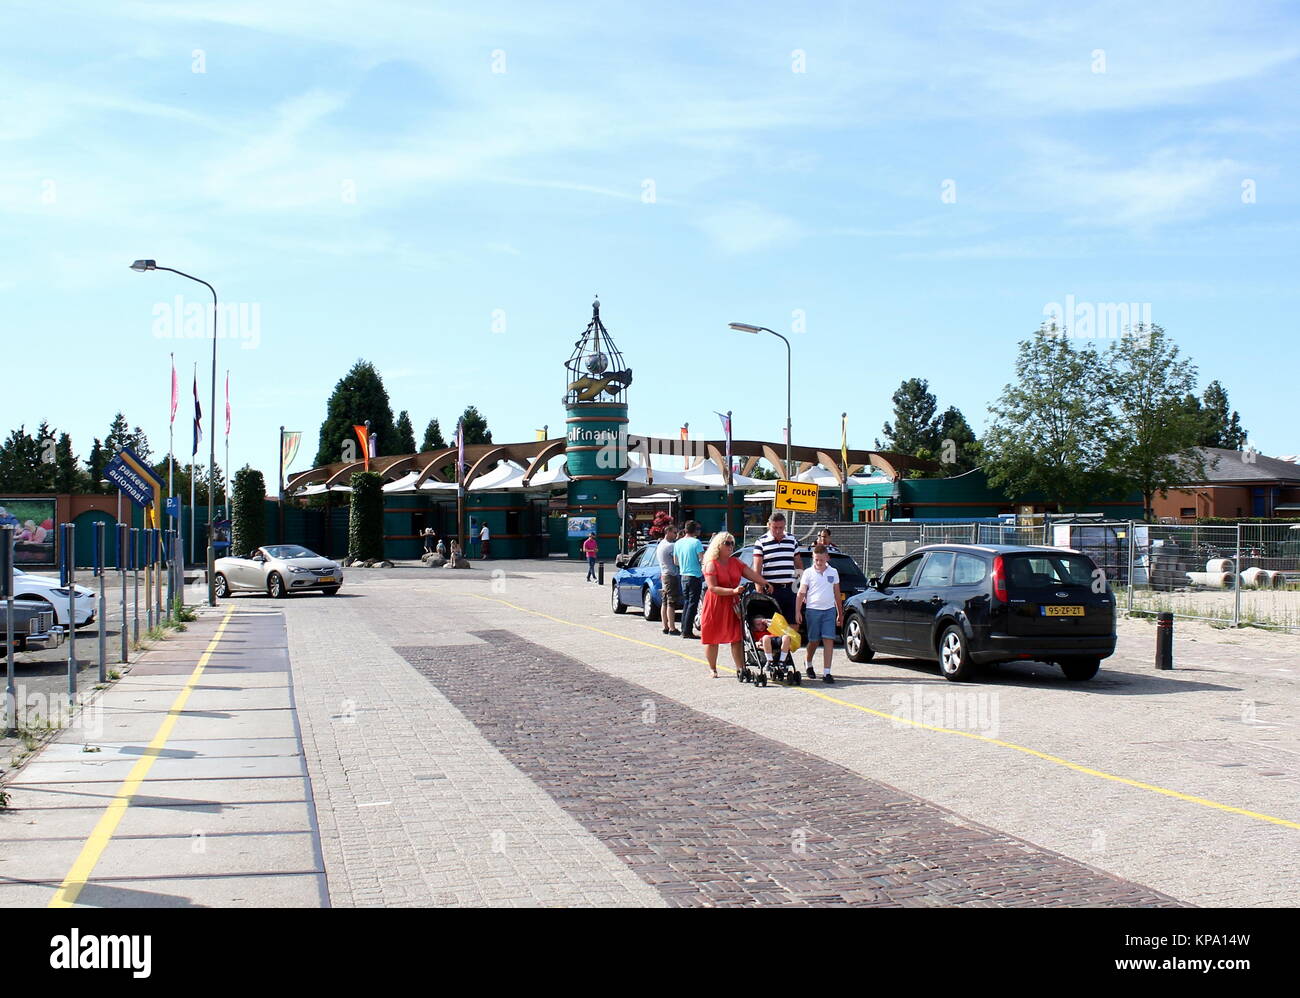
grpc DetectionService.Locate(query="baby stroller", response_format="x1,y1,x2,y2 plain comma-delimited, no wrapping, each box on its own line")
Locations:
735,585,802,687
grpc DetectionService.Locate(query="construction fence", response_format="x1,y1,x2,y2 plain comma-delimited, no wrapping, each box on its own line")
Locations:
741,519,1300,632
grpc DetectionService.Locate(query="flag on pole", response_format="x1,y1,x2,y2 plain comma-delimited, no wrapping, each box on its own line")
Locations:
535,429,546,441
841,412,849,475
715,411,732,485
281,431,302,473
225,371,231,436
456,418,465,484
170,354,178,424
352,425,370,470
680,424,689,469
192,368,202,456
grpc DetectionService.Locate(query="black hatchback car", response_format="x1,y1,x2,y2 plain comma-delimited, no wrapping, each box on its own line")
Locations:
842,544,1116,682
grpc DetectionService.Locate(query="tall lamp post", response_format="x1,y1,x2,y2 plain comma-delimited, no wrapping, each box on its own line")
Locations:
729,322,792,476
130,260,219,606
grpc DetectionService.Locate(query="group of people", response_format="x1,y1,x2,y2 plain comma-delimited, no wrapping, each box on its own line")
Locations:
420,524,490,560
646,514,844,682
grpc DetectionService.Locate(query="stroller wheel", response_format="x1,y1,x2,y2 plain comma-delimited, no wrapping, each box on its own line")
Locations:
737,667,748,683
792,671,802,685
758,672,768,687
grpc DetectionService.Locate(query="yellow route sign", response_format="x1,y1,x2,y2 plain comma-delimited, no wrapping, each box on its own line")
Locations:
774,479,818,513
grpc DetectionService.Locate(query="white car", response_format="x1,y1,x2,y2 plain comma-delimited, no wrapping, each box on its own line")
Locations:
11,568,98,628
214,545,344,599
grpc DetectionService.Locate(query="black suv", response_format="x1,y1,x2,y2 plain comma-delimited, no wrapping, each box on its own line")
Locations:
842,544,1116,682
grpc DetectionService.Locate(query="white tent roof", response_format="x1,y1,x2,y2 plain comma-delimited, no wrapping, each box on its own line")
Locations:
794,465,889,487
382,472,458,494
617,456,766,490
468,459,570,492
295,483,352,497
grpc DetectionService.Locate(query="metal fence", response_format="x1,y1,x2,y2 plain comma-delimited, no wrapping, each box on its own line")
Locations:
739,517,1300,632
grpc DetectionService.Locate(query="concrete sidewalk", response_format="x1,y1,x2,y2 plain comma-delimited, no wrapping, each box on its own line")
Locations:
0,603,328,908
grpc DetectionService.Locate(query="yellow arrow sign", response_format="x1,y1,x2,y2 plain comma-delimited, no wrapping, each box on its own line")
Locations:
774,479,818,513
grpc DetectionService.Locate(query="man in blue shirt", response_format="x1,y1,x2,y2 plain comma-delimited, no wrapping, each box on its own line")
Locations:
673,520,705,640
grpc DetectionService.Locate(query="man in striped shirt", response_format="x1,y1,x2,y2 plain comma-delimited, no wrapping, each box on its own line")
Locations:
752,512,803,640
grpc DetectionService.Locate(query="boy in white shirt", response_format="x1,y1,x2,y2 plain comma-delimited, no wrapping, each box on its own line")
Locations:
795,544,843,683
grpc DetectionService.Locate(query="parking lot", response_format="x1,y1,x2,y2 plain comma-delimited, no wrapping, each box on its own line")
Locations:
5,557,1296,907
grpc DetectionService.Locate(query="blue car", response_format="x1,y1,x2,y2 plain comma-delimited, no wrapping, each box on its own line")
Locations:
610,541,673,620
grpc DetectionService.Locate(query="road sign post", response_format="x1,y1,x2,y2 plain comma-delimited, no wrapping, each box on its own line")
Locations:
117,523,129,663
132,528,140,648
61,523,76,705
94,521,106,683
2,525,14,736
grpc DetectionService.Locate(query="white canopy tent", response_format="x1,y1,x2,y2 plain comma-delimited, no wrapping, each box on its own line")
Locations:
794,465,890,488
382,472,459,495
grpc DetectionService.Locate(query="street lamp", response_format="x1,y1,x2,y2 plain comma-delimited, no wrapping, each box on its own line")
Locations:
130,259,220,606
729,322,792,477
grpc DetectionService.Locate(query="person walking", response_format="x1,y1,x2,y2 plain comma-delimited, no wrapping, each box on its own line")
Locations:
796,544,844,683
422,527,437,556
699,531,770,678
674,520,705,640
479,522,491,559
583,532,599,582
656,523,681,634
815,528,840,553
752,512,803,641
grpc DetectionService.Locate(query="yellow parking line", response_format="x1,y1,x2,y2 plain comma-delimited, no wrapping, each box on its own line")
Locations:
470,594,1300,832
48,603,238,908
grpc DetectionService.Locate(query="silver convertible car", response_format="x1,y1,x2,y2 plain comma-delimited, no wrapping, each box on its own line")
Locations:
214,544,344,599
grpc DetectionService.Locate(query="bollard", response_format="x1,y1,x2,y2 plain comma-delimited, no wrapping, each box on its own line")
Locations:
598,562,605,587
1155,611,1174,670
94,521,106,684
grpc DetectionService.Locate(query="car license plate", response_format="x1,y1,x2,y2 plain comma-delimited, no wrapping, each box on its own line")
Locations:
1042,605,1084,616
318,576,335,585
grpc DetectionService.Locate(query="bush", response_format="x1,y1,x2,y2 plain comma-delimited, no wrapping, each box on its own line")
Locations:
348,472,384,561
231,466,267,556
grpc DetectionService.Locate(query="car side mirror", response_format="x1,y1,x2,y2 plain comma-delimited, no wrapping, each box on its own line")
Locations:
868,576,881,590
253,553,265,562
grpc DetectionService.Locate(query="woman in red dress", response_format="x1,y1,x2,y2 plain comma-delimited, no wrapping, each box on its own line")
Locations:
699,531,772,678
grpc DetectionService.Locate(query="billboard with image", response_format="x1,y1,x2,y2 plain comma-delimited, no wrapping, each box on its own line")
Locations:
0,499,57,564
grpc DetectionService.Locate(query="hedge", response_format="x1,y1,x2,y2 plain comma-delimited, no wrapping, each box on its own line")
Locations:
230,466,267,556
348,472,384,561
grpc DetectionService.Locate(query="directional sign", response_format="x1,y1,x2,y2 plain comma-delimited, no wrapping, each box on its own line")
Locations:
104,456,155,509
774,479,818,513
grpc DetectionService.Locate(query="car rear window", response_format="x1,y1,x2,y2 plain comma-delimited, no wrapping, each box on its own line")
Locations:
953,553,987,585
828,554,867,589
916,551,954,587
1004,552,1097,589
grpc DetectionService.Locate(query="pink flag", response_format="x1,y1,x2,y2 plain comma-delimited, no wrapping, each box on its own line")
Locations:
170,354,178,424
224,371,231,436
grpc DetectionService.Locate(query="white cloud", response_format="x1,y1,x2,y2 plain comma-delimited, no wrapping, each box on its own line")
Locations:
694,202,802,254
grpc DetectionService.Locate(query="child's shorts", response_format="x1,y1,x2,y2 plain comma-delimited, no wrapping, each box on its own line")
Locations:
805,606,838,642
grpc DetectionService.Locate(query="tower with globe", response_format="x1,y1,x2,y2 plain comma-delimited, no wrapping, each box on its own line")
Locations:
563,298,632,559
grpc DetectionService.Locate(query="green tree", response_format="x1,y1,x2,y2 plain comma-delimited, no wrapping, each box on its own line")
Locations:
51,432,88,493
1104,324,1208,520
0,426,45,492
87,439,110,493
395,411,417,454
230,466,267,556
160,461,225,507
749,465,778,481
1198,380,1247,449
313,360,397,467
926,406,979,476
876,378,941,455
982,326,1113,510
347,471,385,561
458,406,492,445
105,412,152,463
421,418,446,452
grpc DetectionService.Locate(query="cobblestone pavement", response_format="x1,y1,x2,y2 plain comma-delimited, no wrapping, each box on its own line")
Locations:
398,631,1181,907
300,561,1297,907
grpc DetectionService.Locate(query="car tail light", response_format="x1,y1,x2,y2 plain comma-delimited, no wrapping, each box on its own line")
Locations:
991,556,1008,603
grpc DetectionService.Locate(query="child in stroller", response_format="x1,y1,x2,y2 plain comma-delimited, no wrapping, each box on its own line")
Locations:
735,587,802,686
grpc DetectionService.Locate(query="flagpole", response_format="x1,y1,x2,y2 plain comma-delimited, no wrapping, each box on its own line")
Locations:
190,362,197,566
223,369,230,514
279,426,285,545
725,410,734,535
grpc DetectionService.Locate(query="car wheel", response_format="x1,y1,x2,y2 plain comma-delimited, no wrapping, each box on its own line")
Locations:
1060,657,1101,681
214,573,229,598
611,582,627,614
844,612,875,663
642,587,661,621
268,572,287,599
938,624,976,682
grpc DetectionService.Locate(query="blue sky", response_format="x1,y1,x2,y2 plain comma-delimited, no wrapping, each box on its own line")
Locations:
4,0,1298,486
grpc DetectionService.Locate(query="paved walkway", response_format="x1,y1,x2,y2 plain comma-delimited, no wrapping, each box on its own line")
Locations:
0,603,327,907
3,558,1294,907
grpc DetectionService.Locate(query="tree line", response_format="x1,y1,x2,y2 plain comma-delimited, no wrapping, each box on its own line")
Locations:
0,412,224,499
313,359,493,468
874,322,1249,518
